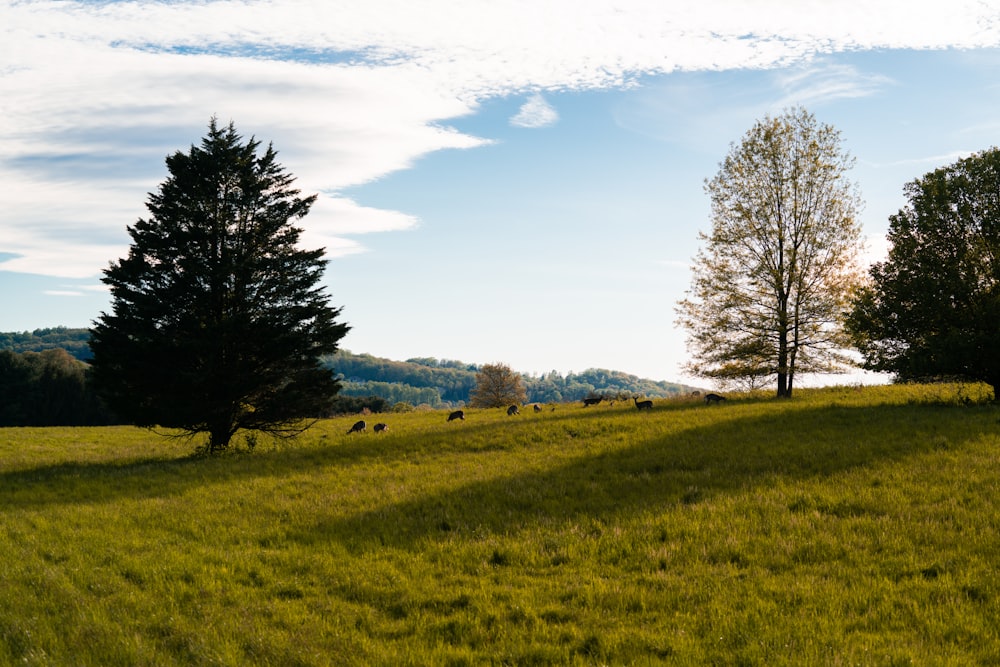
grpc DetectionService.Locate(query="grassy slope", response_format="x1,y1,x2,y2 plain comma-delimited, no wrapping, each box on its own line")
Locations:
1,385,998,665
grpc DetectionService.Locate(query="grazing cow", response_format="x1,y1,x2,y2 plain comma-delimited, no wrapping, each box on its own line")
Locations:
347,419,366,434
533,404,542,413
705,393,726,405
582,396,603,407
373,422,388,433
507,405,520,416
447,410,465,422
633,396,653,411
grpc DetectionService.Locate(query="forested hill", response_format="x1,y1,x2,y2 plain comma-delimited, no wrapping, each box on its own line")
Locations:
0,330,697,408
0,327,93,361
326,350,697,408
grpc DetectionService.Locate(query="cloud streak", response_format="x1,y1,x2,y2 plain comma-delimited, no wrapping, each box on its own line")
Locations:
3,0,1000,278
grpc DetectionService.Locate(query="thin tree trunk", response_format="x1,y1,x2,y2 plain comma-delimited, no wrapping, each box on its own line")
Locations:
776,312,791,398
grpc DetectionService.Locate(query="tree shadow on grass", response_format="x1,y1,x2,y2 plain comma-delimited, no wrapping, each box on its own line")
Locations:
0,402,715,509
0,401,982,527
296,402,986,552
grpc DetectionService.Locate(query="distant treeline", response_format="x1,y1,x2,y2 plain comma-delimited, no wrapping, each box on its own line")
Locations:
0,327,93,361
0,348,116,426
0,330,696,423
327,350,694,409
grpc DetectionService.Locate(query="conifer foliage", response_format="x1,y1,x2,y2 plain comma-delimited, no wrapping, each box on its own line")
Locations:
90,119,349,451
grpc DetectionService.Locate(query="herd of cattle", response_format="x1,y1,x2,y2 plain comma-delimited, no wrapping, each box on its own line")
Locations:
345,392,726,434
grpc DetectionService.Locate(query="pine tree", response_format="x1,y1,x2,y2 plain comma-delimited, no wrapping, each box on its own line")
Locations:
89,119,349,451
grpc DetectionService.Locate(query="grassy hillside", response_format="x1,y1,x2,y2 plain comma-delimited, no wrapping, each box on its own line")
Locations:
1,384,998,665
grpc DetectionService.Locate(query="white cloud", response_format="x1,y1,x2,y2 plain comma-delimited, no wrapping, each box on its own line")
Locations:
43,290,86,297
2,0,1000,278
510,94,559,128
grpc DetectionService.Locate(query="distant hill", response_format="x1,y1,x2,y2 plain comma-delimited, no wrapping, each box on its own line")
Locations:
0,327,93,361
0,329,698,406
326,350,698,408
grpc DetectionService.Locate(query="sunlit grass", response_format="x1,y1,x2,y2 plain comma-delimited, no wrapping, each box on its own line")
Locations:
1,384,999,664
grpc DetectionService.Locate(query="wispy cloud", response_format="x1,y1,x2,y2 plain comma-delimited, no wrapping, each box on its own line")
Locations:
864,150,979,169
612,59,895,149
3,0,1000,278
43,290,86,297
510,94,559,128
773,62,894,108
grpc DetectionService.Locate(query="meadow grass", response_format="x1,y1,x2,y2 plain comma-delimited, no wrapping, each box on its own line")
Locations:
1,383,999,665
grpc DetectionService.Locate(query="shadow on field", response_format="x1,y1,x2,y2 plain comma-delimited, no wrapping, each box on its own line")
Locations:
0,401,984,532
297,401,987,551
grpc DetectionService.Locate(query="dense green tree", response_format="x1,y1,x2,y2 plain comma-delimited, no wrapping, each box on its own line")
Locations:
677,107,864,397
469,362,527,408
89,119,349,451
328,394,389,415
847,148,1000,395
0,349,115,426
339,380,444,408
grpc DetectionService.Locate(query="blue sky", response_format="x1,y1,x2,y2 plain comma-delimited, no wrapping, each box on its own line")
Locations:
3,1,1000,385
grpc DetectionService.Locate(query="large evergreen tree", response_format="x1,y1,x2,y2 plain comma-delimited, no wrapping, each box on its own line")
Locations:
90,119,349,451
677,107,864,397
847,148,1000,395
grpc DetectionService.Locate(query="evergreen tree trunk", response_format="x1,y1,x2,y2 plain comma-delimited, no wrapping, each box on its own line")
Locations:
209,424,234,452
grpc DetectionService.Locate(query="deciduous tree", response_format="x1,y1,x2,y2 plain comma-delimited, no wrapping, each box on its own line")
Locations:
677,107,864,397
89,119,349,451
847,147,1000,395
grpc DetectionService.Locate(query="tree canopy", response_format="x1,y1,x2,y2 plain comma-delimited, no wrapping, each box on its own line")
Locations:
677,107,864,397
469,362,527,408
0,327,93,361
0,349,115,426
89,119,349,451
847,147,1000,395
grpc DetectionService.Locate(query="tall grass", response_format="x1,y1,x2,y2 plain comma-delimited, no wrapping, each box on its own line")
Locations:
1,384,998,665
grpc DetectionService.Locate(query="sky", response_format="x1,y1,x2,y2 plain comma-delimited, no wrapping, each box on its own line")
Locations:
3,1,1000,386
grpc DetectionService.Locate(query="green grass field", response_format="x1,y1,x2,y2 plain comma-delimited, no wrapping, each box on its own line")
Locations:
1,384,999,665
